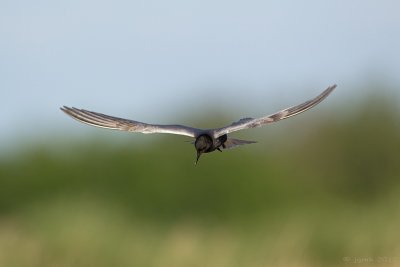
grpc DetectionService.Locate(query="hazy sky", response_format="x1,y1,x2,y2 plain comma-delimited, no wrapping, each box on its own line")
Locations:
1,0,399,147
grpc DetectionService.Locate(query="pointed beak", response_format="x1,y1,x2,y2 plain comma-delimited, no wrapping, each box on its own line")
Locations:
195,151,202,165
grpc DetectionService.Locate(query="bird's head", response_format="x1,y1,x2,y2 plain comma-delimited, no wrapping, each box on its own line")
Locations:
194,134,212,164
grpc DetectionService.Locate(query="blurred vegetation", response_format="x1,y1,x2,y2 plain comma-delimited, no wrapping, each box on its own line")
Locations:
1,90,400,266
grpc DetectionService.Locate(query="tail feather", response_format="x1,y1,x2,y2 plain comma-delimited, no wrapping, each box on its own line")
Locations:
222,138,256,150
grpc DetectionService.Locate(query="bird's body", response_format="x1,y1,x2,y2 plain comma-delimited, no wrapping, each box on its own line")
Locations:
61,84,336,164
195,134,226,153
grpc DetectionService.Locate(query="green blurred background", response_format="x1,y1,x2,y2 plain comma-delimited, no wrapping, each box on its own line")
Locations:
2,1,400,266
1,85,400,267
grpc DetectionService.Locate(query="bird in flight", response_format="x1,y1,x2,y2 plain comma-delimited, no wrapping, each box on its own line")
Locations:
61,84,336,164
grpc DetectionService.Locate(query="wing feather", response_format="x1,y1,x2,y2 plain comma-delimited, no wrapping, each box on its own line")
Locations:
213,84,336,137
61,106,200,138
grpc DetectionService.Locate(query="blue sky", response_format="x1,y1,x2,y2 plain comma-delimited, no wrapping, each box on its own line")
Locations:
1,0,399,148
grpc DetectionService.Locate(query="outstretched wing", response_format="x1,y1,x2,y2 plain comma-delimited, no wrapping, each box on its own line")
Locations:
212,84,336,138
61,106,201,138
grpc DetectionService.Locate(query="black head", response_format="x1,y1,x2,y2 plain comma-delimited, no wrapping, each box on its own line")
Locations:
194,134,213,164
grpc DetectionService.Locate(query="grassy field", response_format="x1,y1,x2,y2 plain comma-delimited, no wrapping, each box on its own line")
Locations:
1,93,400,266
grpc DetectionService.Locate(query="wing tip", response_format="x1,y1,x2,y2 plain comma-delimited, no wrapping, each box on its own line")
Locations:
326,84,337,94
60,106,76,115
316,84,337,102
60,106,70,114
60,106,83,114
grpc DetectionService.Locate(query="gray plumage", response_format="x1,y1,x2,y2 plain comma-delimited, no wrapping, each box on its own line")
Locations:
61,84,336,164
212,84,336,137
61,106,199,137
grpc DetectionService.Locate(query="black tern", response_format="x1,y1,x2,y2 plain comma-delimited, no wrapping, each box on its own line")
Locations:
61,84,336,164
